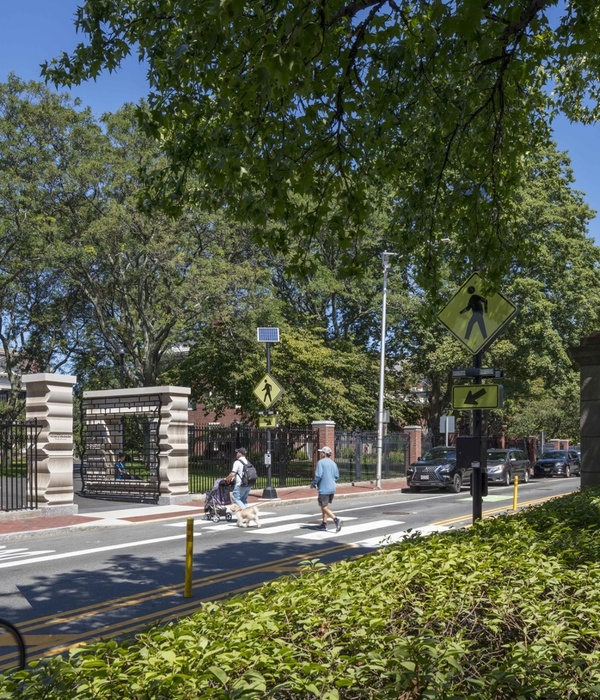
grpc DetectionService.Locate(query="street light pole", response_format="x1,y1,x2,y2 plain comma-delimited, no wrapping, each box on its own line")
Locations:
118,348,125,389
375,251,397,489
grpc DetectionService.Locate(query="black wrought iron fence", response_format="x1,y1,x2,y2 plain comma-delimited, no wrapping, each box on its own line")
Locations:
334,430,409,482
0,419,39,512
188,425,318,493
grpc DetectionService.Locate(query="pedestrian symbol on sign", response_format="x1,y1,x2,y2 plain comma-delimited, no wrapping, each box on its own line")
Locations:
253,373,284,409
261,378,273,404
460,286,488,341
437,273,517,354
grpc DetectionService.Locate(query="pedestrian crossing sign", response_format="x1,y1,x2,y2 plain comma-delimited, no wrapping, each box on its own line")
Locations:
253,373,284,409
438,273,517,354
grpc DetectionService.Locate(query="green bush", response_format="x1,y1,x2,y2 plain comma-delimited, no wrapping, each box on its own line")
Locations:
3,489,600,698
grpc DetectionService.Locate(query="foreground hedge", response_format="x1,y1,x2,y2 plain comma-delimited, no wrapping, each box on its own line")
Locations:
3,488,600,699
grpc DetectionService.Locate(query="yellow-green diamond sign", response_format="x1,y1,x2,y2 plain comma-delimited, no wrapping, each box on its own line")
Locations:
438,273,517,354
253,373,284,409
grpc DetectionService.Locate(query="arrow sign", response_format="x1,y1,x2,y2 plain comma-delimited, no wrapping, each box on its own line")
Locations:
465,388,487,404
452,384,503,410
258,415,278,428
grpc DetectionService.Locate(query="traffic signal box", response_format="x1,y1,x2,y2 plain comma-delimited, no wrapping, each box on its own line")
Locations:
456,435,488,497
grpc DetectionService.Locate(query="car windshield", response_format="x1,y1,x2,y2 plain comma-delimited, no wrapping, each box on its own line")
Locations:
421,448,455,460
487,451,508,460
540,451,566,459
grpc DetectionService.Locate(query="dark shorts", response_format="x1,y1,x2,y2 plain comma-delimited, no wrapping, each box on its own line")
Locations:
318,493,334,507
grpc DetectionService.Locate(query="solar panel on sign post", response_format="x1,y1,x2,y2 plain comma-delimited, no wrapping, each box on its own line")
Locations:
257,328,280,343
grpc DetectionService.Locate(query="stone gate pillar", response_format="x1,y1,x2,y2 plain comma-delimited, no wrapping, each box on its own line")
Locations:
22,373,77,512
569,332,600,487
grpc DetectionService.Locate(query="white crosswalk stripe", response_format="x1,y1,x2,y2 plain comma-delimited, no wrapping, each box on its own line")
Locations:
355,525,450,548
162,513,447,550
0,545,56,561
207,516,359,534
296,519,401,540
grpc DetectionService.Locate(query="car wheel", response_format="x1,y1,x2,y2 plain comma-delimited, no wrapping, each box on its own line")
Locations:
503,469,511,486
522,469,530,484
448,473,462,493
564,465,571,478
409,484,421,493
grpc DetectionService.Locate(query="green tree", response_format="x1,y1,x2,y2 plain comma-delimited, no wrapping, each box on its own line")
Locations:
42,0,600,290
0,76,108,413
400,144,600,442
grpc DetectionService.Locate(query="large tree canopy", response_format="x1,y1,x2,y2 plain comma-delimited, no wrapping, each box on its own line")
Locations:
43,0,600,290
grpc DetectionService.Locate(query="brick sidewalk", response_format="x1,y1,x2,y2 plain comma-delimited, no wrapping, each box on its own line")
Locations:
0,478,407,539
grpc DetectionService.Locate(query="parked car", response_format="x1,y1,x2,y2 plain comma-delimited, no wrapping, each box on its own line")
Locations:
406,447,470,494
534,449,581,478
486,448,530,485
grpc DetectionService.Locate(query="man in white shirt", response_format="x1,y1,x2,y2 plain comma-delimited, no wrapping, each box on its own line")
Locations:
226,447,251,510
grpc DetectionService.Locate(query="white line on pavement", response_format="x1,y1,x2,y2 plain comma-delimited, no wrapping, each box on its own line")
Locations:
0,534,189,569
297,519,401,540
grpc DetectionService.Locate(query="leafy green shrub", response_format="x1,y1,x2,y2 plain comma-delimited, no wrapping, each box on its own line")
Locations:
4,489,600,698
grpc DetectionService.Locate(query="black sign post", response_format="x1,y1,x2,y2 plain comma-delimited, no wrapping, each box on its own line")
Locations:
471,352,484,522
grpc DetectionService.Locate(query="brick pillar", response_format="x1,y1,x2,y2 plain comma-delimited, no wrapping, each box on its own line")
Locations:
312,420,336,465
404,425,422,467
569,332,600,487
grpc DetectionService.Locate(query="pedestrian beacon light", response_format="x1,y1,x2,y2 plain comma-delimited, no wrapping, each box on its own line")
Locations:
256,328,280,499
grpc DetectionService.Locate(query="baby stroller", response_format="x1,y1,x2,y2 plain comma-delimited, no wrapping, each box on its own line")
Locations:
204,479,234,522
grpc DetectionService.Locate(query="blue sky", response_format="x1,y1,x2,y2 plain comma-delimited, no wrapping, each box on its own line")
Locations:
2,1,599,245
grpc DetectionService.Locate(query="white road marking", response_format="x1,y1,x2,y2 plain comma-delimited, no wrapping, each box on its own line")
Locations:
205,516,359,534
0,547,55,561
297,519,401,540
355,525,450,548
80,505,205,519
0,534,189,569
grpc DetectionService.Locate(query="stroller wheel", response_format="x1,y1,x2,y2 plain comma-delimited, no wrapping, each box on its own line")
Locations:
225,512,233,521
205,513,212,521
211,514,220,523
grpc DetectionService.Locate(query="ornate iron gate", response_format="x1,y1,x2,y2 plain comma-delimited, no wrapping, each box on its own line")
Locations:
79,396,162,503
0,419,39,512
188,425,318,493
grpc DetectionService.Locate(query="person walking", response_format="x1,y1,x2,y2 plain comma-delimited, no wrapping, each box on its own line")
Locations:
226,447,252,510
311,446,342,532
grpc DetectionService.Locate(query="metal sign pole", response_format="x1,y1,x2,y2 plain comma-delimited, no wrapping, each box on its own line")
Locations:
472,351,483,522
262,342,277,499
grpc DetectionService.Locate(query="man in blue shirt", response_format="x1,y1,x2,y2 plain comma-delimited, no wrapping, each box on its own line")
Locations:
311,446,342,532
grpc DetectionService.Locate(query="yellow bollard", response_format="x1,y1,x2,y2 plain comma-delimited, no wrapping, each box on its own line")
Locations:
184,517,194,598
513,475,519,511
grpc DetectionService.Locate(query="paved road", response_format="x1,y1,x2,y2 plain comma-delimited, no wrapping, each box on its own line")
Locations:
0,477,579,670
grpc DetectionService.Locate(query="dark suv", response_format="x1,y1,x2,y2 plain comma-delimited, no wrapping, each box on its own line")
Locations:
407,447,470,494
534,450,581,478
